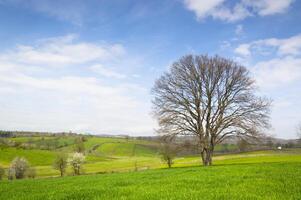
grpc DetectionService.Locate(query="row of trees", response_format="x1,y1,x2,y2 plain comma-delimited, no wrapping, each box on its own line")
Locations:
0,136,87,151
0,130,81,138
0,152,86,180
53,152,85,176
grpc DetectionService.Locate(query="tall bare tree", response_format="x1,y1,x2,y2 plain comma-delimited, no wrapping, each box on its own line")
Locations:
152,55,270,166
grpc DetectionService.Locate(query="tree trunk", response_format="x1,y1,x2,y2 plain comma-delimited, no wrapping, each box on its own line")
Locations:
167,158,172,168
201,148,213,166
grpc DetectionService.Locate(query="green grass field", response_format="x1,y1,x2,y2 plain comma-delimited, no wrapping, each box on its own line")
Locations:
0,161,300,200
1,135,301,199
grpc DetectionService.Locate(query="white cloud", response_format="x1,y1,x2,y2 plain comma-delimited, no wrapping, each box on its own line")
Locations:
234,43,251,56
243,0,294,16
0,35,155,135
0,34,125,68
183,0,225,20
211,2,251,22
235,34,301,57
234,34,301,89
90,64,126,79
183,0,294,22
252,57,301,89
233,34,301,139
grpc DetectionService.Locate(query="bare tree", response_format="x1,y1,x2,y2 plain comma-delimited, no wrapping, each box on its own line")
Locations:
53,153,68,177
152,55,270,166
74,137,85,153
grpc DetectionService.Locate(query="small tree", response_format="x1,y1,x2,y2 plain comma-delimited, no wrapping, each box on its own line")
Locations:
53,153,68,177
68,152,85,175
9,157,30,179
237,139,249,152
0,166,5,180
74,137,85,153
159,136,177,168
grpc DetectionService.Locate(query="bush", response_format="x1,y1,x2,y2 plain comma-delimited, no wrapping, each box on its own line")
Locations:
0,166,5,180
9,157,30,179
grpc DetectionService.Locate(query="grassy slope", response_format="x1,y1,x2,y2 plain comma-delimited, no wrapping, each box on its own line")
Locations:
1,136,301,199
0,147,56,166
0,136,161,177
1,135,301,177
0,162,300,200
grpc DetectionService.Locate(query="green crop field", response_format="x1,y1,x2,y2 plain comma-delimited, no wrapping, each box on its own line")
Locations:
0,161,300,199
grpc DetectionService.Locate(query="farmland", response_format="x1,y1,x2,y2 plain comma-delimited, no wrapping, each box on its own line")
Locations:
1,134,301,199
1,135,300,177
0,159,300,199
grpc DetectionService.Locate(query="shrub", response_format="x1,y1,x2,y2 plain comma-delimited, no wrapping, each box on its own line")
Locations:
9,157,30,179
68,152,85,175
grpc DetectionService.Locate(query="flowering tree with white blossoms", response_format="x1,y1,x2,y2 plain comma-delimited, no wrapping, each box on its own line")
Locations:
68,152,85,175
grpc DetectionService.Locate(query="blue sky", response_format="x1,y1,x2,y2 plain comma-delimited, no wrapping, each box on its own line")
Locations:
0,0,300,139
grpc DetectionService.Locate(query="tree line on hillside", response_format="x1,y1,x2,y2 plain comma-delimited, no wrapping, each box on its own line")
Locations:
0,134,88,151
0,130,82,138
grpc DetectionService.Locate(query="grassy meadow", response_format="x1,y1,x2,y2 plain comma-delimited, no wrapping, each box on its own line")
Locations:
1,135,301,199
0,161,300,199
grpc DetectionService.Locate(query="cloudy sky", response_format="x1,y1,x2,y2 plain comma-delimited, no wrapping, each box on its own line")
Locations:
0,0,300,138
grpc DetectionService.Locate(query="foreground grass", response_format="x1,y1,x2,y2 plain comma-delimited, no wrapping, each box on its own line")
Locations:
0,162,300,200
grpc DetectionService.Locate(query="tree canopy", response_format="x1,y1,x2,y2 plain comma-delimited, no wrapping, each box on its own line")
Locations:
152,55,270,165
